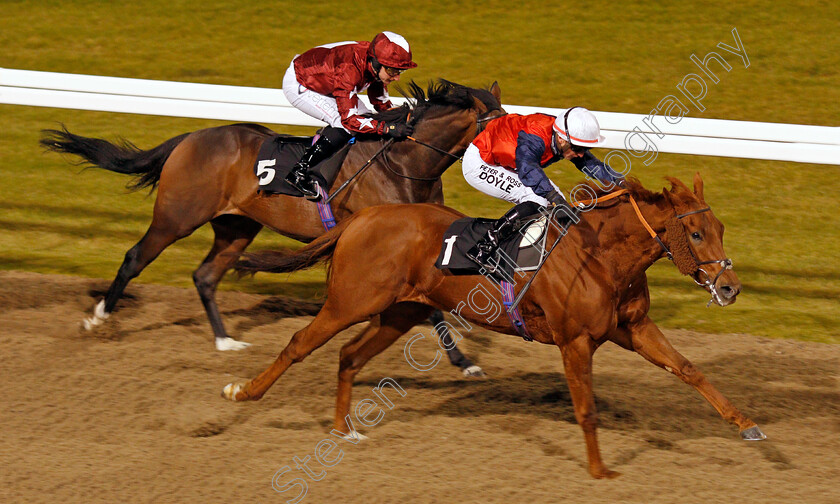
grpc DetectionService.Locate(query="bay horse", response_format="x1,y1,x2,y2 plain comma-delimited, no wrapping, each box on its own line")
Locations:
40,80,503,370
226,175,766,479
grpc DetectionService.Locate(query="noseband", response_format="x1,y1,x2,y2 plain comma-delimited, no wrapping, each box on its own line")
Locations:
670,207,734,307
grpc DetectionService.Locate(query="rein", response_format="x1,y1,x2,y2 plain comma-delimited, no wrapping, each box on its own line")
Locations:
576,189,733,307
387,109,507,181
405,136,461,160
405,109,507,161
380,141,442,182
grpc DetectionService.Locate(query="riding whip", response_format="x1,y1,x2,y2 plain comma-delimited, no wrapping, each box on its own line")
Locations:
324,138,394,204
506,210,576,314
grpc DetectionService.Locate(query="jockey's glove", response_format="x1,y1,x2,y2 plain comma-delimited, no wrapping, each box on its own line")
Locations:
545,189,569,208
382,121,414,139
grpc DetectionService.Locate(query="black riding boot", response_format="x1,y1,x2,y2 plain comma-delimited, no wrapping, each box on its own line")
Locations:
467,201,542,273
285,127,351,201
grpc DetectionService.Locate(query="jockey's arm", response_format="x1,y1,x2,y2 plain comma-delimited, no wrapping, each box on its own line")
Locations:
515,132,559,200
331,65,383,134
335,91,411,138
334,91,381,134
367,81,394,112
570,151,625,184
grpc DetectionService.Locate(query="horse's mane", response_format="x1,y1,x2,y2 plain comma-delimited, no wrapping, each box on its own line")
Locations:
367,79,500,125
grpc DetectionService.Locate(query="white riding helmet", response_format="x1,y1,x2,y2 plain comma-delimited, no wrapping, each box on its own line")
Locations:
552,107,607,148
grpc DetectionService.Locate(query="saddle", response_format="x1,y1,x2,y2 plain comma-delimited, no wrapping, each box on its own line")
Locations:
252,134,351,195
434,215,550,279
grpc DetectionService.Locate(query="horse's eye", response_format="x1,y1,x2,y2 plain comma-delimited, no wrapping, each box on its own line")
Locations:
691,232,702,241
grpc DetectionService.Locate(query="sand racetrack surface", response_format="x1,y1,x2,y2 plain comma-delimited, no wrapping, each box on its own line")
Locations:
0,270,837,503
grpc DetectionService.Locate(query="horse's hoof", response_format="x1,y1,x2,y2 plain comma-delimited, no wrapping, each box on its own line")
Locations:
222,382,246,401
740,426,767,441
592,468,622,479
462,365,487,378
216,337,252,351
343,431,369,442
82,300,109,331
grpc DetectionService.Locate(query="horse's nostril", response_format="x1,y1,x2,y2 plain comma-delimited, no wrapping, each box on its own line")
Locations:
720,285,739,298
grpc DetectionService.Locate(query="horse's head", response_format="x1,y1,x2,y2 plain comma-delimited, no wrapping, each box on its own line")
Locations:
662,173,741,306
473,81,506,133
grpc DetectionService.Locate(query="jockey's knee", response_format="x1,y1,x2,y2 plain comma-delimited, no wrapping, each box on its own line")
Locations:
514,200,543,217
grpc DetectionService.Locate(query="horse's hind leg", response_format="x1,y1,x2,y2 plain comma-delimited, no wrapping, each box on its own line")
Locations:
193,215,263,351
333,302,433,434
223,296,374,401
84,224,185,330
428,309,485,378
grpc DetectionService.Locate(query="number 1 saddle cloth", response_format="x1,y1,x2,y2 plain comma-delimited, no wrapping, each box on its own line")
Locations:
434,215,550,279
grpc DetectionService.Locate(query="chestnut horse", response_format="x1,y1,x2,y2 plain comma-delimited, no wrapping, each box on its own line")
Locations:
41,80,503,364
226,175,766,478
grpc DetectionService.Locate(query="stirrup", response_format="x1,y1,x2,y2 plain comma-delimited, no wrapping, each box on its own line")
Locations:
285,169,320,200
466,243,499,273
304,181,323,202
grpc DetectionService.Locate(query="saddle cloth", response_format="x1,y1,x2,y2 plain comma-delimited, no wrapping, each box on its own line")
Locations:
253,134,351,195
434,215,549,278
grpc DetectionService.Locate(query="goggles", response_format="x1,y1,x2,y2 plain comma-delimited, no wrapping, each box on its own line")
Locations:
383,66,405,77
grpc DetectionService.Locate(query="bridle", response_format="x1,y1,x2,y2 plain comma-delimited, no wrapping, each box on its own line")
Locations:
476,109,507,135
406,107,506,158
385,106,507,180
577,189,734,306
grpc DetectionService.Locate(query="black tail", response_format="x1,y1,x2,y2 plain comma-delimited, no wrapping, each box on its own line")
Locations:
40,124,190,191
235,215,359,276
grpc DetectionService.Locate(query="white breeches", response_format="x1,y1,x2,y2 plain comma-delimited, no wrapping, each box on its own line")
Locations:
282,60,373,132
461,144,561,207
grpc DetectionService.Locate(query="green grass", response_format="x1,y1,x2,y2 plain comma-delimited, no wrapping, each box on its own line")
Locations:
1,1,838,343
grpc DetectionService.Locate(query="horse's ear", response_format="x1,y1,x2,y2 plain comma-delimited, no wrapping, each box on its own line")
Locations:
693,172,705,201
489,81,501,102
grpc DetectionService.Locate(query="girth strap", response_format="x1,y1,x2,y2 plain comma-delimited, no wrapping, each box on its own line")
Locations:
316,185,337,230
501,281,533,341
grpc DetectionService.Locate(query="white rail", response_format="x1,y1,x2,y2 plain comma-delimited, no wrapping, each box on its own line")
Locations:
2,68,838,165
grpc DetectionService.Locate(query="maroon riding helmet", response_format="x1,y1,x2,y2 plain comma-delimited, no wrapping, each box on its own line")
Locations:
368,31,417,69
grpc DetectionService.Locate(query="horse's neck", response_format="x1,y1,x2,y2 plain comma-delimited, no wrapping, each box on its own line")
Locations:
575,197,673,284
388,109,475,180
337,109,473,210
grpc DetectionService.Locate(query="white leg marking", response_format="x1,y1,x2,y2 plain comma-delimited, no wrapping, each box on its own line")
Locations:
216,337,252,351
462,365,487,378
82,300,110,331
344,431,369,441
222,383,242,401
94,299,108,319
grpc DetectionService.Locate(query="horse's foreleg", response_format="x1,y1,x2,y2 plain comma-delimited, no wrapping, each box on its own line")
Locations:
223,298,364,402
84,226,182,330
334,303,433,434
626,317,765,440
194,216,263,351
561,336,620,479
428,310,485,378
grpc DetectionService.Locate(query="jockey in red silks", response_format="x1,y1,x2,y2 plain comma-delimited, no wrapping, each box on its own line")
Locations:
462,107,624,272
281,31,418,201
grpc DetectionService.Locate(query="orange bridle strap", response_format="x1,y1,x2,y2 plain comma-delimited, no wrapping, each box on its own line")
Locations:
627,195,659,239
572,188,659,240
573,188,627,207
